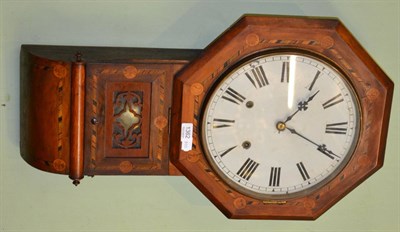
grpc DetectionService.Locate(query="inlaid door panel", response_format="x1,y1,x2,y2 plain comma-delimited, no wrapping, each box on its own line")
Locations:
105,82,151,158
84,63,176,175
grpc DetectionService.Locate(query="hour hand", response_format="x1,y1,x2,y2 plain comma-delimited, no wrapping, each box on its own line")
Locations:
284,90,320,123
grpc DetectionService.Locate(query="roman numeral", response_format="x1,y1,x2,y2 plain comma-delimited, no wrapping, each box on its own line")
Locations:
245,66,269,88
308,70,321,91
221,87,246,105
236,158,259,180
212,118,235,128
322,93,344,109
296,162,310,181
325,122,348,135
269,167,281,187
281,61,289,83
218,146,237,157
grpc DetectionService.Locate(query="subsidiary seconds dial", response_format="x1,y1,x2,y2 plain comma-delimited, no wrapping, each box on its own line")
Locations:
201,52,360,199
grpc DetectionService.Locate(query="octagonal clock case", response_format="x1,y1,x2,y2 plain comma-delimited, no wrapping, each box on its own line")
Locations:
20,15,393,220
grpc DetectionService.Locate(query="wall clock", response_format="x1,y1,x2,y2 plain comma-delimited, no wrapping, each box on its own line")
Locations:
20,15,393,219
200,51,360,200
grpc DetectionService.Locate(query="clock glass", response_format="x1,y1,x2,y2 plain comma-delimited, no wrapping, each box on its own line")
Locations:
201,51,361,199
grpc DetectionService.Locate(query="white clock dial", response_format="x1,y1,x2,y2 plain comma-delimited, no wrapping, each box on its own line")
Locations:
201,52,360,199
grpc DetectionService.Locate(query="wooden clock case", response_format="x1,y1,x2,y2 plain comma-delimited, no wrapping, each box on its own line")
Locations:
170,15,393,219
20,46,201,184
20,15,393,219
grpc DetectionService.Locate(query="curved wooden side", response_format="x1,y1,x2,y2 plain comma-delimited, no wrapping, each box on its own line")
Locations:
20,45,203,182
20,47,71,175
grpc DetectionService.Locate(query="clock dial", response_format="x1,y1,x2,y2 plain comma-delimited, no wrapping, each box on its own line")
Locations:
201,52,360,199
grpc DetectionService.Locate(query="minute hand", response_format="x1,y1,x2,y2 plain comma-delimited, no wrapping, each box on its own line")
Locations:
284,90,320,123
286,126,340,160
